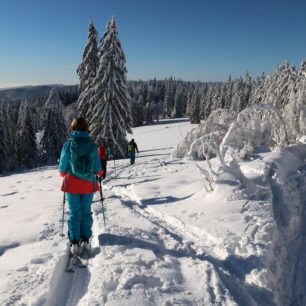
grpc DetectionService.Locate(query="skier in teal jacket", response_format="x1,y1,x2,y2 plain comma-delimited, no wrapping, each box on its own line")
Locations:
59,117,103,256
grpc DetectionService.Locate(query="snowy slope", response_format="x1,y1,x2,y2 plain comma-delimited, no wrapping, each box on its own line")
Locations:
1,118,306,306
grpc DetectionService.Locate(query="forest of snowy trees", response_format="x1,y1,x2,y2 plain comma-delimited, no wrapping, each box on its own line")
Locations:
1,15,306,173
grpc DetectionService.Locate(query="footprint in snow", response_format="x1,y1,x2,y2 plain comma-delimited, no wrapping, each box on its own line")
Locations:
16,266,29,272
30,255,52,265
0,242,20,256
122,275,163,290
2,191,18,196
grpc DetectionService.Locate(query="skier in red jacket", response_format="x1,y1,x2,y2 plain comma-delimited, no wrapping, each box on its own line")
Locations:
98,140,111,180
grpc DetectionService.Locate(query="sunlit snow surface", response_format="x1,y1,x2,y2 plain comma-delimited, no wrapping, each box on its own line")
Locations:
1,118,306,306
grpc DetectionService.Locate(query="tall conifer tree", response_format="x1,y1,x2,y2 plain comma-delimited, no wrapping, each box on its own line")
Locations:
89,17,132,157
77,20,99,118
190,89,201,124
41,88,68,163
15,101,38,168
0,102,9,172
172,84,184,118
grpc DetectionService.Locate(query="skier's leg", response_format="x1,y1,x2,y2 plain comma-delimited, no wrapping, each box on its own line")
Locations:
104,160,107,178
80,193,94,240
66,193,82,242
102,159,107,179
131,152,135,164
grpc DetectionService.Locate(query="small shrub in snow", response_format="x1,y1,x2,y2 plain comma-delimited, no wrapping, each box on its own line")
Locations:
173,108,236,160
220,104,288,161
172,123,228,160
188,131,226,164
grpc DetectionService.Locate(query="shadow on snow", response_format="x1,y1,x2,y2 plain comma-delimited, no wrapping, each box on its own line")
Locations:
140,195,193,207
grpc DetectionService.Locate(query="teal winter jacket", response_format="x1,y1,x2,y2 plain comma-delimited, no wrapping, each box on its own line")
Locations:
59,131,103,193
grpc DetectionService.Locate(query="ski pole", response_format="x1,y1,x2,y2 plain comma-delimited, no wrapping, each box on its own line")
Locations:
112,146,117,179
98,179,107,228
60,178,66,237
113,156,117,179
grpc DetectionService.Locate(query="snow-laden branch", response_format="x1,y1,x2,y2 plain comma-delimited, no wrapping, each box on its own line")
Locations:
220,104,289,161
187,131,225,165
172,123,228,160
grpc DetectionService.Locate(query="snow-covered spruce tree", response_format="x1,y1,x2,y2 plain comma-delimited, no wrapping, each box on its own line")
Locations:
296,83,306,136
77,20,99,118
201,84,214,119
131,95,145,127
163,78,176,117
4,102,18,170
251,61,297,109
89,17,133,158
153,100,164,122
40,88,68,164
283,80,306,142
172,84,184,118
15,101,38,168
0,102,9,172
230,77,244,113
185,87,194,117
224,75,234,109
189,88,201,124
144,102,154,124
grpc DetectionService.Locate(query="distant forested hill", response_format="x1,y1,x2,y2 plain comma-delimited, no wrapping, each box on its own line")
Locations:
0,84,78,101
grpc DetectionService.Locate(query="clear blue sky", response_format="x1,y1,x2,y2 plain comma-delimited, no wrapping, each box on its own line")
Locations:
1,0,306,88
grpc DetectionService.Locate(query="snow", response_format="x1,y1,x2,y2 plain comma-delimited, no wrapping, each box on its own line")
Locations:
1,118,306,305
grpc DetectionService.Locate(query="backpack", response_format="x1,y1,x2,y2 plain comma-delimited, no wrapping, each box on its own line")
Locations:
128,143,134,152
69,137,96,180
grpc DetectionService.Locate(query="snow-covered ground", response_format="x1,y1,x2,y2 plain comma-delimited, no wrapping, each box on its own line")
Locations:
1,118,306,306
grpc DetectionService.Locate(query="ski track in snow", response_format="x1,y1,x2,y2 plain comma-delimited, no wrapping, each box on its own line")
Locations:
43,151,233,305
105,170,271,304
79,152,262,305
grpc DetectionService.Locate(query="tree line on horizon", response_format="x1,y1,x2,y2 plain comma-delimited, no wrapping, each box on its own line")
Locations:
1,16,306,173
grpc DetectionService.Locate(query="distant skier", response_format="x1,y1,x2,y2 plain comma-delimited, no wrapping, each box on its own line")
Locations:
98,140,112,180
127,139,139,165
59,117,103,256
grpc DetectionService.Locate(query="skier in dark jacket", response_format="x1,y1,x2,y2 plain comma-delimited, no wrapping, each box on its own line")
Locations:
127,139,139,165
59,117,103,256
